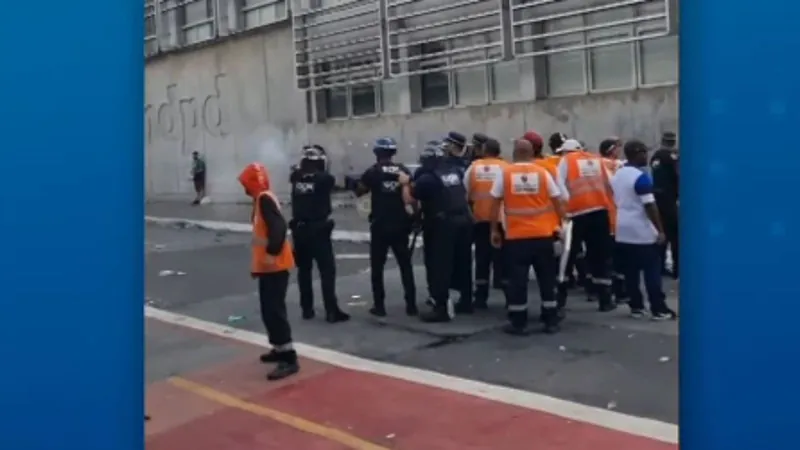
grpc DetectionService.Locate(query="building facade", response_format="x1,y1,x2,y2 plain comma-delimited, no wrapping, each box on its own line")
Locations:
145,0,678,202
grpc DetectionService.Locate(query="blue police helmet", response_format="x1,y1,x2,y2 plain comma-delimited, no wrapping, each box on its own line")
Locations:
419,140,446,166
373,137,398,156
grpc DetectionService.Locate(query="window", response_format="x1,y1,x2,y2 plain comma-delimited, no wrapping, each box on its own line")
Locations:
454,66,487,106
243,0,288,29
491,61,520,102
419,42,450,109
182,0,214,44
544,17,586,97
325,87,348,119
586,8,635,92
638,34,678,86
145,1,158,56
352,84,377,116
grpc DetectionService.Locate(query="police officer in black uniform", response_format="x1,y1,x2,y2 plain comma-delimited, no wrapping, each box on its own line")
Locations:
355,137,418,317
399,141,473,322
443,131,470,174
650,132,679,278
290,145,350,323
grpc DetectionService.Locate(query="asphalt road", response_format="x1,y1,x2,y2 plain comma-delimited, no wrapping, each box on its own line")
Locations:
145,224,679,424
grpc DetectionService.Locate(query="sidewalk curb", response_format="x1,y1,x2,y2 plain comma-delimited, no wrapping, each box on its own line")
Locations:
146,216,371,243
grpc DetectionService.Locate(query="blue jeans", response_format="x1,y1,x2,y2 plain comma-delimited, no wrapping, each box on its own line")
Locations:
615,242,668,313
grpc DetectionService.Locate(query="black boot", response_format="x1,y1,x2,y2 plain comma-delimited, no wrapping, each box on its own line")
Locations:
267,351,300,381
474,286,489,310
326,308,350,323
502,322,534,336
420,303,453,323
369,301,387,317
301,309,315,320
259,350,282,363
405,302,419,316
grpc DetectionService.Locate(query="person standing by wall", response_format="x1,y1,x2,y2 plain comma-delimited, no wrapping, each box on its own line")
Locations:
191,151,206,205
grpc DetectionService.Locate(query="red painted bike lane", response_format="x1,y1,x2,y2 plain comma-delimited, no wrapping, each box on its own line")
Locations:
146,332,678,450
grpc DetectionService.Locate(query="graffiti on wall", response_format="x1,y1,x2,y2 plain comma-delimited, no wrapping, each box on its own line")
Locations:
144,73,229,155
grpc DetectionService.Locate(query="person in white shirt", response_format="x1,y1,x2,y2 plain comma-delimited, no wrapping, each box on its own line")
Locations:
610,140,677,320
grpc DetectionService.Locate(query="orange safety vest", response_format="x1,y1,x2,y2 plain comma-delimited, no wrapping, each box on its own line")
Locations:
563,151,612,216
534,156,559,179
251,191,295,274
501,163,561,241
469,157,508,222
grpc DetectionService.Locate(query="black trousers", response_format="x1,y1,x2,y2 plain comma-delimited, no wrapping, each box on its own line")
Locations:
422,227,434,300
656,197,679,277
257,270,293,348
570,209,613,305
427,219,472,308
370,225,416,308
291,219,339,313
473,222,506,302
616,243,669,313
505,237,558,327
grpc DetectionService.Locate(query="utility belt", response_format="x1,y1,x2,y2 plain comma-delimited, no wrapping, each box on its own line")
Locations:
290,217,333,236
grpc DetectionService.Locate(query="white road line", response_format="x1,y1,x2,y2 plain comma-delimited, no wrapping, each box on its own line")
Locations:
335,253,373,260
145,306,679,444
146,216,371,243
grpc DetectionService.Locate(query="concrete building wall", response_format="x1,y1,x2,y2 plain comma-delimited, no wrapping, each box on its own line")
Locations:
144,0,678,203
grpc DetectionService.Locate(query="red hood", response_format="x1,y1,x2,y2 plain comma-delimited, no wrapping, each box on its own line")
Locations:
237,163,271,198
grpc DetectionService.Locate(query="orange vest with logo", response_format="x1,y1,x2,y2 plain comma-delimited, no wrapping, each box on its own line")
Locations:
501,163,561,240
563,152,612,216
469,157,507,222
251,191,295,274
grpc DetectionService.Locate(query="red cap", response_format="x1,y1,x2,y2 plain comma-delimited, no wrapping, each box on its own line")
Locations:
522,130,543,148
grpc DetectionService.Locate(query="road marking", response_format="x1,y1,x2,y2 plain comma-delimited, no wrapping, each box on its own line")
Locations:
145,306,678,444
337,253,376,260
168,377,388,450
145,216,371,243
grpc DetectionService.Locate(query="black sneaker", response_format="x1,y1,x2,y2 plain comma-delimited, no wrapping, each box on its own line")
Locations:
629,309,647,319
369,305,387,317
259,350,282,363
598,302,617,312
502,323,534,336
326,310,350,323
267,361,300,381
651,309,678,321
420,307,453,323
543,322,561,334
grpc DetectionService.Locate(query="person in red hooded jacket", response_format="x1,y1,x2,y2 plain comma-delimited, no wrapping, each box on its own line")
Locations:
237,162,299,381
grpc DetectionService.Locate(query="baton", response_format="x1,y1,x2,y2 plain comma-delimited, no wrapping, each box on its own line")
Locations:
557,220,574,284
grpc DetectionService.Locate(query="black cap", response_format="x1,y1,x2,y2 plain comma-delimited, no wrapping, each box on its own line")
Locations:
444,131,466,148
661,132,677,145
549,132,567,151
471,133,489,145
598,137,621,157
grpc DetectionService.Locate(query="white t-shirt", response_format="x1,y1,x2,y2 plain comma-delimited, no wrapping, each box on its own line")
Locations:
610,165,659,245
